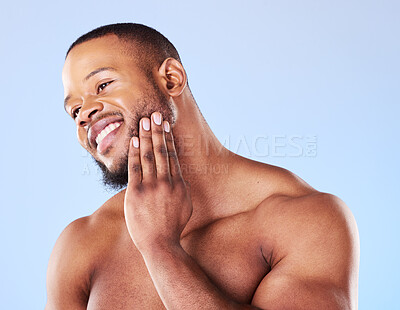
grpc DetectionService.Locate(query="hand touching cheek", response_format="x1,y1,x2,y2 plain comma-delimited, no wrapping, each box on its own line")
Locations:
124,112,193,253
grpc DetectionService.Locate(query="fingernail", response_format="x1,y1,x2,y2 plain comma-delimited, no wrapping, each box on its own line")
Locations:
153,112,162,125
132,137,139,148
163,121,170,132
142,118,150,131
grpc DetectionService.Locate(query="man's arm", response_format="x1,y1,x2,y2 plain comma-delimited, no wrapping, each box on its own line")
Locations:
251,193,360,309
45,217,91,310
142,242,261,309
138,193,359,310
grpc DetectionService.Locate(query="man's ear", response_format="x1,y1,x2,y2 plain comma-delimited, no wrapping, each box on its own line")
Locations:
158,58,187,97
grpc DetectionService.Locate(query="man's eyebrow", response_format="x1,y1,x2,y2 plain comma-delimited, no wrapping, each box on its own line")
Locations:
63,67,117,111
64,95,71,111
84,67,116,81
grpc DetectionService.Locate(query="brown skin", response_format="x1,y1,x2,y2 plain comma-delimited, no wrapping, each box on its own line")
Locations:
46,34,360,309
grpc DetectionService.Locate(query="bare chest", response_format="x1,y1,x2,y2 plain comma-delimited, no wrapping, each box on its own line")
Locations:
87,215,269,309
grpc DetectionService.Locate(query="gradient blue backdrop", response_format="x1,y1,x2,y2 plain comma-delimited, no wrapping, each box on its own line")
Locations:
1,1,398,309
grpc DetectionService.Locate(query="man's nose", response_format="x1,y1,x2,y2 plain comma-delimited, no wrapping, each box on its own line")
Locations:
77,99,104,127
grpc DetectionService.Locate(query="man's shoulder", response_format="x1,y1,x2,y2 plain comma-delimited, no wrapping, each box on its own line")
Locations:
248,161,354,224
46,215,95,304
255,188,357,235
243,164,359,308
50,215,97,265
49,189,127,270
46,191,128,308
62,189,126,246
252,188,359,265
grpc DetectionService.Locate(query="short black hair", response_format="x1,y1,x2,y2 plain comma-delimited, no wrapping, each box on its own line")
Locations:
66,23,181,75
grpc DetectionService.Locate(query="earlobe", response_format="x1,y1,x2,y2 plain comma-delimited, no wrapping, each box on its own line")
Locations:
158,58,187,97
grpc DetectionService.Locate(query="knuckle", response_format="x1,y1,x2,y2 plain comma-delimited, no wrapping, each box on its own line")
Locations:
134,183,145,193
156,145,168,156
140,180,152,189
159,175,171,184
158,178,172,190
140,134,152,140
131,163,141,173
152,127,164,135
156,164,169,176
143,150,154,162
145,165,156,175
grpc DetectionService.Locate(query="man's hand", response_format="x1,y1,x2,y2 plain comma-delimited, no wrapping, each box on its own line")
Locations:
124,111,193,253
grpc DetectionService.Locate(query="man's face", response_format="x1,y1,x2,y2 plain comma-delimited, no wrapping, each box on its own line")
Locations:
62,35,174,189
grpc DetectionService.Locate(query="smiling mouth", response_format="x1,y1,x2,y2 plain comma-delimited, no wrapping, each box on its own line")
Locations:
95,121,123,153
95,121,122,145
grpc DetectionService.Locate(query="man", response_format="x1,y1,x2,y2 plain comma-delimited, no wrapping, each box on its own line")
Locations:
46,23,359,309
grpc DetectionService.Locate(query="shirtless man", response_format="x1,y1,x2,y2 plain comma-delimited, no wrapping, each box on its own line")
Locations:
46,23,359,309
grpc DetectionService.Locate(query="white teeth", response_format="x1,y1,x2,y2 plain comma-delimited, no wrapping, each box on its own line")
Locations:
95,122,121,146
104,126,112,136
108,123,116,131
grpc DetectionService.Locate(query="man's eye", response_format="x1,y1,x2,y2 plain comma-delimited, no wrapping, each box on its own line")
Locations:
72,107,81,119
97,81,113,94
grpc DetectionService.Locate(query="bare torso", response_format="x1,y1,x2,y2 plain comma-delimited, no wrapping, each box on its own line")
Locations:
88,205,268,309
46,157,358,309
80,161,313,309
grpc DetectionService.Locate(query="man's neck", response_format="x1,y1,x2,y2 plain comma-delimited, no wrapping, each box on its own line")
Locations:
170,93,243,235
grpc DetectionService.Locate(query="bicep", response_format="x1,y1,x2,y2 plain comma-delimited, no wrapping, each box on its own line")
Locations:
46,218,91,310
251,193,359,309
251,269,350,309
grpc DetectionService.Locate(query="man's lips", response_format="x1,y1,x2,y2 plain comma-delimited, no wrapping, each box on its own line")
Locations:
96,121,123,154
88,116,124,149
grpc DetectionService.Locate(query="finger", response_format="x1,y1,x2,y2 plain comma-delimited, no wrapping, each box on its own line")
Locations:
151,112,170,180
163,121,182,177
139,117,156,182
127,136,142,184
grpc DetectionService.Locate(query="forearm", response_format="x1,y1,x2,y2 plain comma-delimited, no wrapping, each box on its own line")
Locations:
140,243,261,310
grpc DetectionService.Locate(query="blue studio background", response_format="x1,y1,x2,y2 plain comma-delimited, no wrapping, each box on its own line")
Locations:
0,1,398,309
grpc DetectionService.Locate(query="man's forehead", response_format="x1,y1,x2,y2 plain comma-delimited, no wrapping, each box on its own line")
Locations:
64,37,122,67
68,34,126,56
62,36,135,83
63,52,119,79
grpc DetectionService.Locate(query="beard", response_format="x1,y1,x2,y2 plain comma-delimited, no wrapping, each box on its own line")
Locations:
93,156,129,191
93,84,176,191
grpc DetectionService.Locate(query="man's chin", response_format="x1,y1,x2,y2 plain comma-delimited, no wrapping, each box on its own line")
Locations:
93,156,128,191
